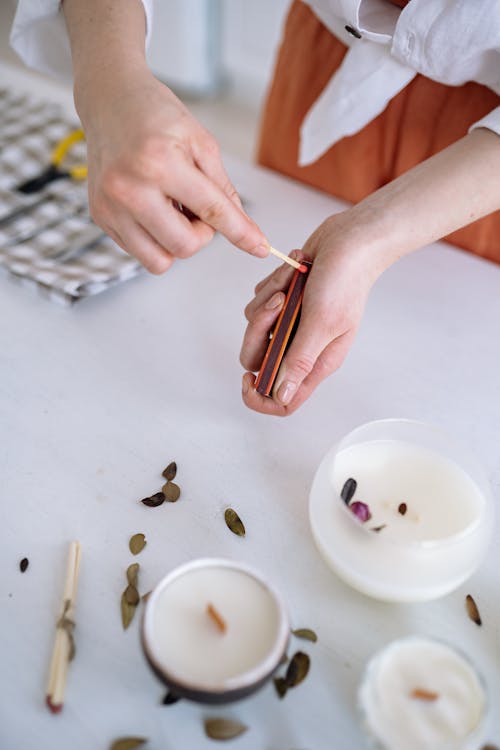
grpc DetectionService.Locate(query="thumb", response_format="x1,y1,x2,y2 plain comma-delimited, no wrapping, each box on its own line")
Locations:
272,314,329,406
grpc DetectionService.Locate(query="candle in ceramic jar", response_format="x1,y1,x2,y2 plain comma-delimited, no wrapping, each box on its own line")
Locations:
359,637,487,750
142,558,289,703
309,420,493,601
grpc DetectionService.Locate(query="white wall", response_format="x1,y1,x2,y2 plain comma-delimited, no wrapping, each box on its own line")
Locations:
148,0,291,105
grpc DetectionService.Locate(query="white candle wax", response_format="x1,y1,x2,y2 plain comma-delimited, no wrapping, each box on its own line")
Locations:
359,637,487,750
309,421,493,601
142,559,289,701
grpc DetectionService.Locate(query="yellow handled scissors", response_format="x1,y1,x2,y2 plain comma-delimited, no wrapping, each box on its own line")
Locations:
17,128,88,194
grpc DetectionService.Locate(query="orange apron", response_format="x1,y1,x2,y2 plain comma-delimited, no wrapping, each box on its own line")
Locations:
257,0,500,263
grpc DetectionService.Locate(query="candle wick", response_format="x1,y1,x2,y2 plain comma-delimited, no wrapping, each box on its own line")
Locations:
410,687,439,701
206,603,227,634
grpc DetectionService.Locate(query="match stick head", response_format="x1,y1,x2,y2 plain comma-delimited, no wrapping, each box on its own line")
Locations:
298,264,309,273
46,695,63,713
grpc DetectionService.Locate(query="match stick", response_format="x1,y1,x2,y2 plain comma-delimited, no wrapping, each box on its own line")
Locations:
46,541,82,713
269,247,308,273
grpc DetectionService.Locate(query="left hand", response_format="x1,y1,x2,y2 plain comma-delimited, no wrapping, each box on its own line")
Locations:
240,211,380,415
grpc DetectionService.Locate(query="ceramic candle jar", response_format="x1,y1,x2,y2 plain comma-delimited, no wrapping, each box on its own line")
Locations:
141,558,290,704
309,419,494,601
358,636,487,750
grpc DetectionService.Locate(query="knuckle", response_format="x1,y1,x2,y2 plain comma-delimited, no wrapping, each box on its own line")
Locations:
137,136,184,180
288,353,316,378
198,198,226,226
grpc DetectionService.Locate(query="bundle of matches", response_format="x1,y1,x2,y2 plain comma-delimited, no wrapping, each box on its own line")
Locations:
255,260,312,397
46,541,82,713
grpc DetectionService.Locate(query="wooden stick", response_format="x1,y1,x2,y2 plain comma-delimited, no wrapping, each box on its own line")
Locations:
46,541,81,713
269,247,307,272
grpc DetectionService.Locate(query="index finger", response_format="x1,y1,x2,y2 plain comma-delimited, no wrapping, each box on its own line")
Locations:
168,161,269,258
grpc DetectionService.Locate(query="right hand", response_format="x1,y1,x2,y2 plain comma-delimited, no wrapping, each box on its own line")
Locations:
78,70,269,273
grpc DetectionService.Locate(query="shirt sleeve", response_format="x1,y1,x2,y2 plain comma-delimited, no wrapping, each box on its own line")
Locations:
9,0,154,81
469,106,500,139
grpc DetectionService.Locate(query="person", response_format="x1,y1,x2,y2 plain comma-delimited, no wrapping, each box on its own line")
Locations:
11,0,500,416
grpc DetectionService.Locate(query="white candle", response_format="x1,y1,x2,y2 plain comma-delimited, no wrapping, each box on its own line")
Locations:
359,637,487,750
309,420,493,601
142,559,289,703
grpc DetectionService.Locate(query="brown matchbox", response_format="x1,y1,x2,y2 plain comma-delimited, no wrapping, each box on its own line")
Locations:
254,260,312,397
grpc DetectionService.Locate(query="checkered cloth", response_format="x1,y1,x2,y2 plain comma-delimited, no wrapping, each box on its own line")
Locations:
0,87,142,305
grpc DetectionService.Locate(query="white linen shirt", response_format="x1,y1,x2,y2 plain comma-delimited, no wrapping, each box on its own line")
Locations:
9,0,500,166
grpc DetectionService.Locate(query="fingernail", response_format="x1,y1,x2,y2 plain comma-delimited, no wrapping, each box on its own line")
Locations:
252,243,270,257
242,376,249,396
277,380,296,406
265,292,284,310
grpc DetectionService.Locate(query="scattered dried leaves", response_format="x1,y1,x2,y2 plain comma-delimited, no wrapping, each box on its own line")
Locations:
204,718,248,741
224,508,245,537
129,533,147,555
465,594,482,626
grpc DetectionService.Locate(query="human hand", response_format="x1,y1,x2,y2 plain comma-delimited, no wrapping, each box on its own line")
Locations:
78,70,268,273
240,211,382,415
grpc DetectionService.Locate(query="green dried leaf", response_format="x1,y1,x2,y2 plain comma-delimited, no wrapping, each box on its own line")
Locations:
285,651,310,688
129,533,147,555
109,738,148,750
204,718,248,741
141,492,165,507
273,677,288,699
162,482,181,503
125,584,140,606
121,590,136,630
127,563,139,587
224,508,245,537
162,461,177,481
292,628,318,643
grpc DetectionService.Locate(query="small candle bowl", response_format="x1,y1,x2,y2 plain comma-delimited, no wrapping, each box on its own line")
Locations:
358,636,488,750
141,558,290,704
309,419,494,601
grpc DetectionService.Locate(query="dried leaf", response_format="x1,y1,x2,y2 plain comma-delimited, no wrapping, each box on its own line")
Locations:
465,594,482,626
292,628,317,643
127,563,139,587
141,492,165,507
162,482,181,503
121,591,136,630
129,533,147,555
162,690,180,705
204,718,248,741
410,687,439,701
398,502,408,516
19,557,29,573
341,477,357,505
142,590,152,603
224,508,245,537
273,677,288,699
481,745,500,750
371,524,387,533
285,651,310,688
125,584,140,606
162,461,177,481
110,738,148,750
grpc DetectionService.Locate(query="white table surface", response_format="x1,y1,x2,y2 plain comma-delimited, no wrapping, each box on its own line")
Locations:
1,64,500,750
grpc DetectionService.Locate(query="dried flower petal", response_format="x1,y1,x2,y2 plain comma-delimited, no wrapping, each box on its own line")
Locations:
341,477,357,505
465,594,482,626
110,738,148,750
121,591,136,630
273,677,288,699
162,690,180,705
125,585,140,606
349,501,372,523
162,482,181,503
162,461,177,481
398,503,408,516
141,492,165,508
224,508,245,537
19,557,29,573
410,688,439,701
127,563,139,587
292,628,317,643
129,533,147,555
285,651,310,688
204,718,248,741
